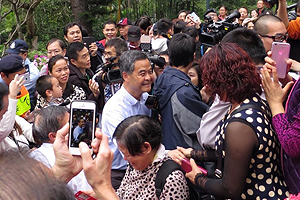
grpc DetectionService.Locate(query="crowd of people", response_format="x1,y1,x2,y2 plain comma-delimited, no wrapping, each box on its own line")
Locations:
0,0,300,199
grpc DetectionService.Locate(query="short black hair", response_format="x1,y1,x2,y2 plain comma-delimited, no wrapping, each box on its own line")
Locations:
0,82,9,111
67,42,85,61
103,20,117,29
221,28,267,65
36,75,54,99
33,105,69,144
105,38,128,57
63,22,83,36
182,26,198,39
46,38,66,51
48,55,66,73
157,18,173,35
169,33,195,67
174,20,187,34
113,115,161,156
135,16,152,31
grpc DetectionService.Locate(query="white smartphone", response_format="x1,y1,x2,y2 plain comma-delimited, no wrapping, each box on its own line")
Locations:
69,100,96,156
271,42,290,79
19,72,30,85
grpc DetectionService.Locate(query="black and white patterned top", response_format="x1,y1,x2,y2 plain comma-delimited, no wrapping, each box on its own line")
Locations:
116,145,189,200
215,94,289,199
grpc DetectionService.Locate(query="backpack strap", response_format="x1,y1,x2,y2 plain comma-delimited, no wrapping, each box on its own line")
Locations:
155,159,182,198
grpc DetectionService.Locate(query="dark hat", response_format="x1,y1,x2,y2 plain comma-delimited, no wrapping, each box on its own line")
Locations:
204,8,217,17
0,54,25,74
128,26,141,42
6,39,28,54
117,18,132,26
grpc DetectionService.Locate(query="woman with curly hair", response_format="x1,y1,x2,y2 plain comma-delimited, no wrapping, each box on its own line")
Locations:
175,43,289,199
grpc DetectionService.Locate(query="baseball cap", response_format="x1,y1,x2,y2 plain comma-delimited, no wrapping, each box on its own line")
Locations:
0,54,25,74
6,39,28,54
128,26,141,42
117,18,132,26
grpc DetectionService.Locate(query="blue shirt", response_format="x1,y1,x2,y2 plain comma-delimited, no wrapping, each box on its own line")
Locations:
101,85,151,170
73,125,84,141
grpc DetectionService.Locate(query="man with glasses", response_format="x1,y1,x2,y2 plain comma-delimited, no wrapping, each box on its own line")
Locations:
254,14,288,52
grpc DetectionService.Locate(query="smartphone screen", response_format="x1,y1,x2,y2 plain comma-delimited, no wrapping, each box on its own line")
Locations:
70,108,94,148
271,42,290,79
69,101,96,155
75,191,97,200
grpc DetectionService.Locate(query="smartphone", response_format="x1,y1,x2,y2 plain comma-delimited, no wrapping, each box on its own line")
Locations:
140,35,151,52
19,72,30,85
271,42,290,79
69,100,96,155
190,12,200,22
75,191,97,200
83,36,97,48
181,158,208,176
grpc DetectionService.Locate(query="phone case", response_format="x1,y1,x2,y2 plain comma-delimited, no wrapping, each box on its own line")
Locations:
181,158,208,176
75,191,97,200
271,42,290,79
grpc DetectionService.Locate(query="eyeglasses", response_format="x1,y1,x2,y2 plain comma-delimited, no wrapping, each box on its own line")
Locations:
259,32,288,42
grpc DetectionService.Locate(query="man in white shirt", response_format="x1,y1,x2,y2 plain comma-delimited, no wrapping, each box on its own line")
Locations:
101,50,153,189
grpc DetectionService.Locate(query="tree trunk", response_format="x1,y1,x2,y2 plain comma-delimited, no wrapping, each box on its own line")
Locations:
70,0,93,35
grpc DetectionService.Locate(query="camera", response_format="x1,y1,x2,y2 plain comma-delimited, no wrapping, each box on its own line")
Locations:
149,55,166,69
200,10,241,47
95,57,122,84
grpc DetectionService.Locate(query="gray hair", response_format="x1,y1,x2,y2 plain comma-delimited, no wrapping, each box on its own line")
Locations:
119,50,149,75
33,106,69,145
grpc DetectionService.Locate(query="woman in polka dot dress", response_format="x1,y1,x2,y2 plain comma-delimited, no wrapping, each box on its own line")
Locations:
178,43,289,199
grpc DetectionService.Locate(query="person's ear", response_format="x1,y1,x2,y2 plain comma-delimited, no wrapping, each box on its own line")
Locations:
122,72,129,82
45,89,53,98
64,35,68,43
70,58,77,66
143,142,152,154
48,132,56,143
63,49,67,56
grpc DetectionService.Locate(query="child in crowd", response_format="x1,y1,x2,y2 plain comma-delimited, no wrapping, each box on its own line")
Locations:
35,75,64,109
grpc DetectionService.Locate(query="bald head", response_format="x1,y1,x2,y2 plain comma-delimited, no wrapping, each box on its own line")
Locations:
254,15,283,35
254,15,286,52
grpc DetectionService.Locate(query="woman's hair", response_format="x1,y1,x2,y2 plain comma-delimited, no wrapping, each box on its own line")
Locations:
48,55,66,73
135,16,152,32
113,115,161,156
200,43,262,103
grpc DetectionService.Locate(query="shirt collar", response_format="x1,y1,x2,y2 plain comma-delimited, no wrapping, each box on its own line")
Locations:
120,85,148,106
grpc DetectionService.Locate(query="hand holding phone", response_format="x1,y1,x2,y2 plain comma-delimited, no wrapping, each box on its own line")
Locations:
69,100,96,156
181,158,207,176
271,42,290,79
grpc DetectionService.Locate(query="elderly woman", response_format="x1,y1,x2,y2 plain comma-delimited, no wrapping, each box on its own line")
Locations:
176,43,289,199
114,115,189,199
